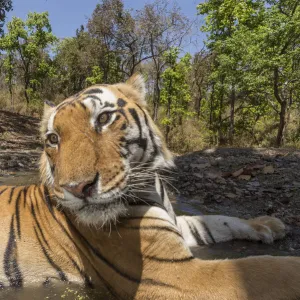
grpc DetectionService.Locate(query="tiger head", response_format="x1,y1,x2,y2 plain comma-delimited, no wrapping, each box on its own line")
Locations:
40,74,173,226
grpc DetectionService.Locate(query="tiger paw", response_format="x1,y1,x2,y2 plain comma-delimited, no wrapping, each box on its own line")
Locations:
248,216,287,244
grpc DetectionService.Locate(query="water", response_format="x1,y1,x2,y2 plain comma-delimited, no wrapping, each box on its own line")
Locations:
0,285,108,300
0,171,291,299
0,171,40,186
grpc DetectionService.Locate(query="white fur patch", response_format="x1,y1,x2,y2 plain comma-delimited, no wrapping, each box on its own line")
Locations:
83,87,118,130
47,109,58,132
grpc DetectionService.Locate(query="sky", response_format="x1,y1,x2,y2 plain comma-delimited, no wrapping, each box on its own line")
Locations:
5,0,206,54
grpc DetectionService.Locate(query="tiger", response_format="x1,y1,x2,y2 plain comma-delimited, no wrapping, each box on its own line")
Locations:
0,74,300,299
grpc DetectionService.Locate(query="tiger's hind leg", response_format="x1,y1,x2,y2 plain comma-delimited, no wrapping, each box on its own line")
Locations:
176,215,286,247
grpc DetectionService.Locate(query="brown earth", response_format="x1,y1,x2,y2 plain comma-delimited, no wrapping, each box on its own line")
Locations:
1,110,300,257
0,110,42,175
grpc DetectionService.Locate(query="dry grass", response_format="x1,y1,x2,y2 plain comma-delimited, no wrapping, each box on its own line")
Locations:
0,86,45,117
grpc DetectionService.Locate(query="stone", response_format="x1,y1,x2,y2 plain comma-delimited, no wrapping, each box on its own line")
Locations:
190,163,210,170
263,165,275,174
225,192,237,199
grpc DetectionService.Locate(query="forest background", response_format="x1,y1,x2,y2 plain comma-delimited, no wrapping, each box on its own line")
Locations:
0,0,299,152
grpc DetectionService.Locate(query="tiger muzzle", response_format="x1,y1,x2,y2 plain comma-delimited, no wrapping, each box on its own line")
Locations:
62,173,99,199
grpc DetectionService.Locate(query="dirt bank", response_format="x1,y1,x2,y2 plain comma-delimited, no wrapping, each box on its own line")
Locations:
0,110,42,176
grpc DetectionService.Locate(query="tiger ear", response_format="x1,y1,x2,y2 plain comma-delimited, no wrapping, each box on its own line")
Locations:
126,73,146,103
43,100,56,114
41,100,56,135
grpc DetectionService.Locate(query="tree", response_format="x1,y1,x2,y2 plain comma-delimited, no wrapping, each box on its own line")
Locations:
55,26,98,96
198,0,266,145
198,0,300,147
0,12,57,106
0,0,13,35
160,48,192,144
190,50,213,119
87,0,131,82
138,0,191,121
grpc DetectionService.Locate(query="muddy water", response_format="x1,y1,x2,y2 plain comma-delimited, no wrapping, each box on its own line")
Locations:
0,171,40,186
0,172,290,299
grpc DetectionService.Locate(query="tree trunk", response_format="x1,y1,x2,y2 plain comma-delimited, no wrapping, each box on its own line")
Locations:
217,76,225,145
165,77,173,145
273,67,286,147
229,86,235,145
165,99,171,144
283,91,293,140
9,88,13,111
276,100,287,147
209,84,215,129
152,75,160,122
24,83,30,105
217,89,224,145
24,71,30,105
194,89,202,119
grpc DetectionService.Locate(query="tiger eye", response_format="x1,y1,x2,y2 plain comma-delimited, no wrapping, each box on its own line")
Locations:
97,112,111,125
48,133,59,145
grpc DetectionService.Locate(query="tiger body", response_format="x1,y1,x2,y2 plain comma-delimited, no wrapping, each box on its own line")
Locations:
1,74,300,299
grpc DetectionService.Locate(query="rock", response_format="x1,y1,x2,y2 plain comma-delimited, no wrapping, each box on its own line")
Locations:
7,160,18,168
194,173,203,179
209,158,220,167
215,195,222,203
195,183,203,189
188,186,196,192
292,181,300,187
263,165,275,174
190,163,210,170
247,181,260,187
232,168,244,177
205,170,222,179
191,196,205,205
238,175,251,180
181,182,191,188
215,177,227,184
234,188,243,195
225,192,237,199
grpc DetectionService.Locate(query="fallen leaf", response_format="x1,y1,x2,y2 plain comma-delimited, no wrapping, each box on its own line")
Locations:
225,192,237,199
232,168,244,177
245,163,265,170
262,165,274,174
238,175,251,180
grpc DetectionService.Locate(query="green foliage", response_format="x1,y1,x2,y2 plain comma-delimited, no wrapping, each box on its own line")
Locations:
197,0,300,147
160,48,193,142
86,66,103,86
0,12,57,106
0,0,12,35
1,0,300,151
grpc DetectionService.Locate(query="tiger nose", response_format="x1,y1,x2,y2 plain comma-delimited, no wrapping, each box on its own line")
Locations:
62,173,99,198
63,181,91,198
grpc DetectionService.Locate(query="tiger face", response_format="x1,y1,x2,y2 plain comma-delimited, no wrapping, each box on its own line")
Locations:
40,74,173,226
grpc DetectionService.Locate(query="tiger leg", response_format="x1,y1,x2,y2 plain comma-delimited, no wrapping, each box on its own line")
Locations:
176,215,286,247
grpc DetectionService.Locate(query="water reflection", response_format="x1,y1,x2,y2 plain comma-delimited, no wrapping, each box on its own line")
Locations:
0,284,114,300
0,171,40,186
